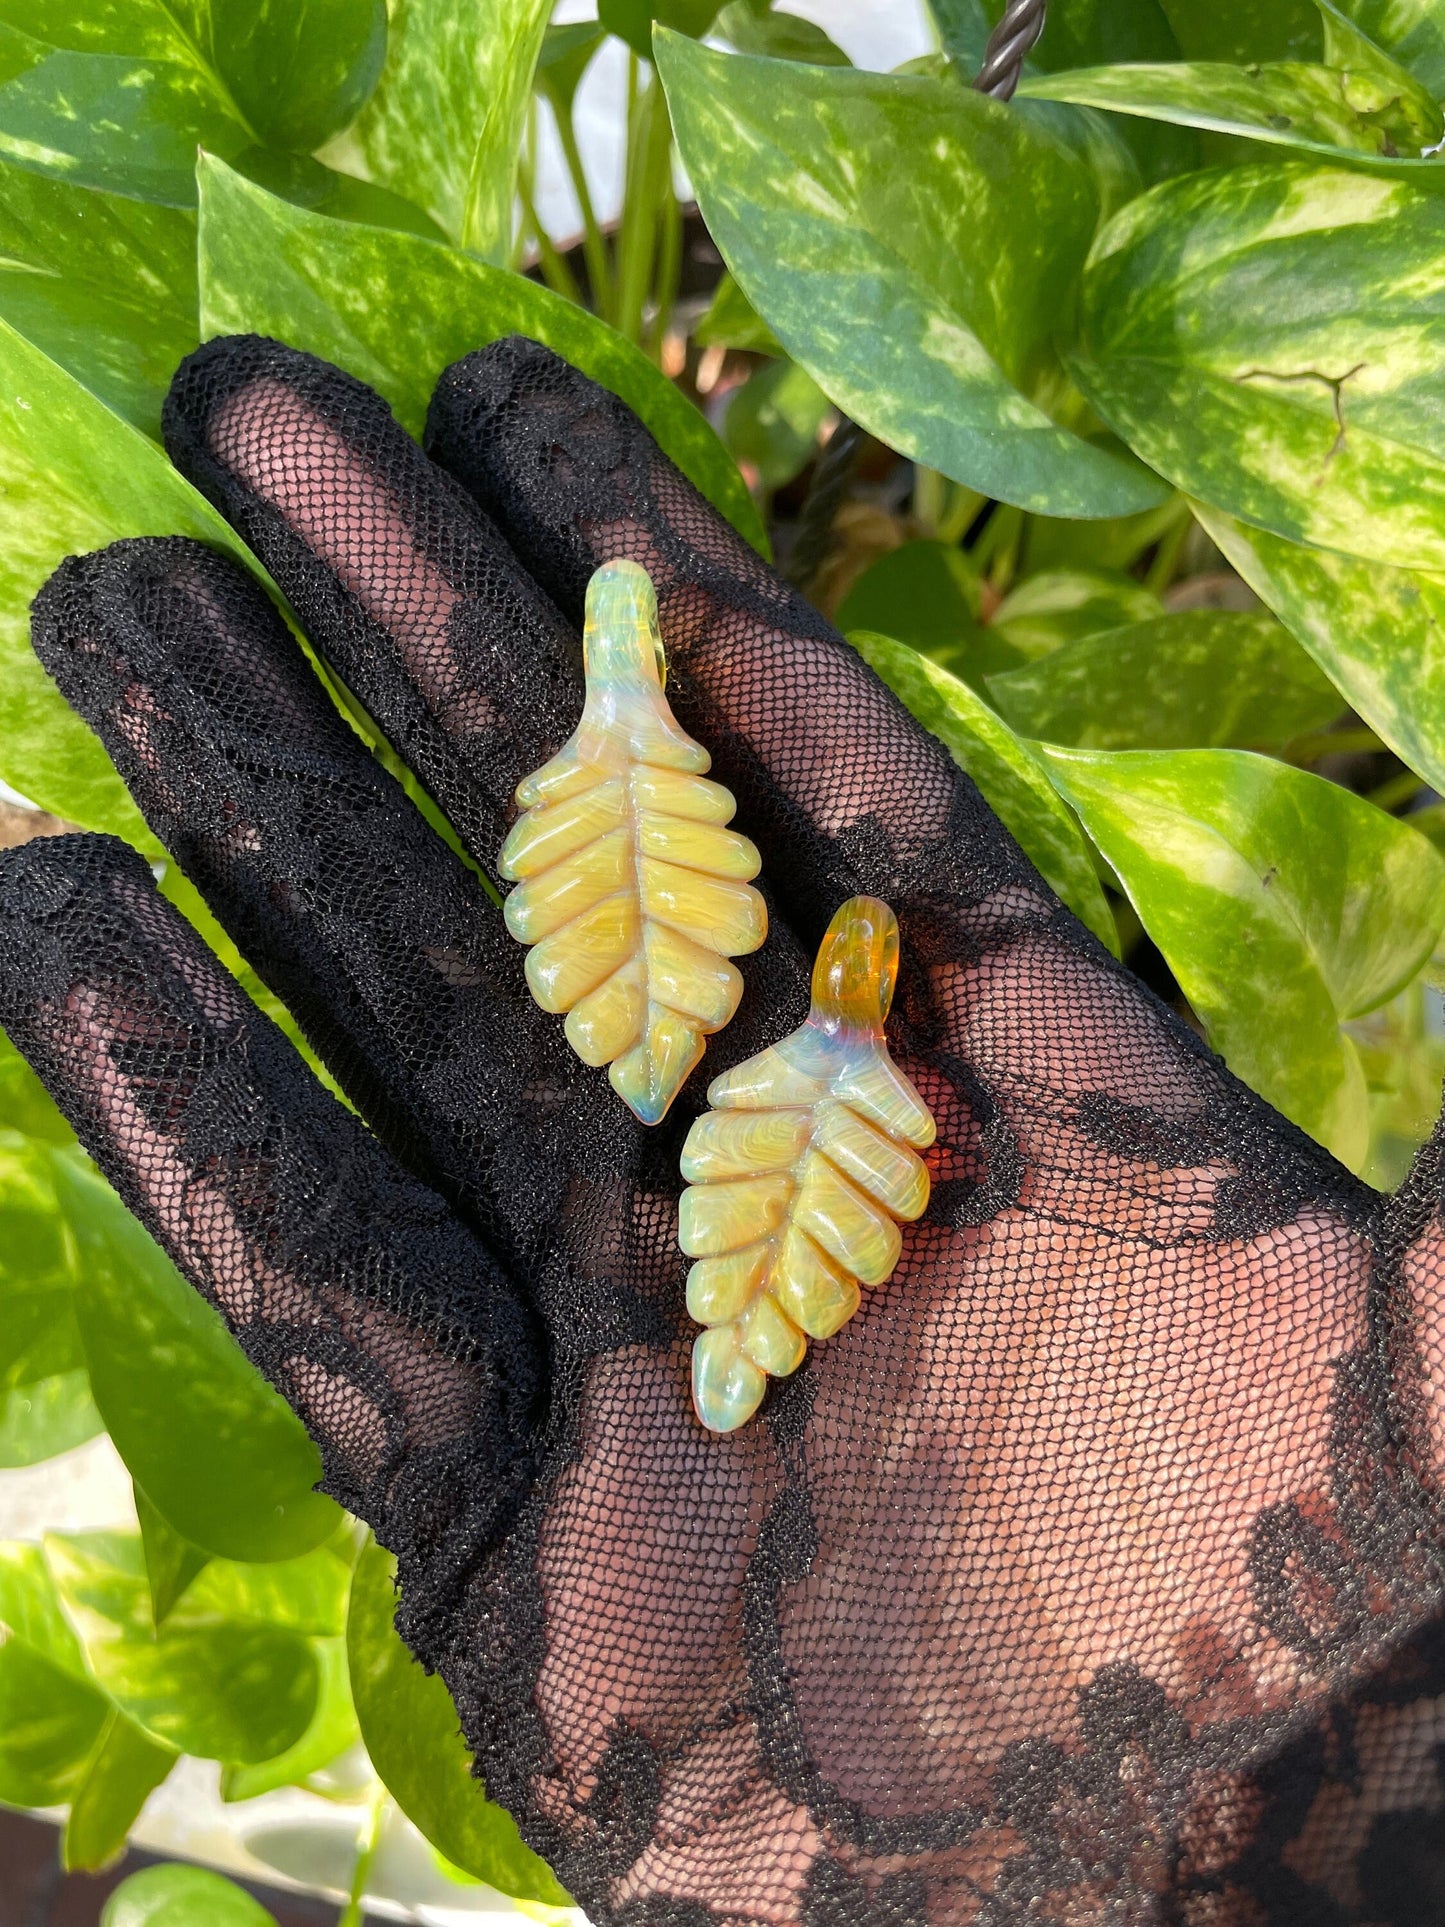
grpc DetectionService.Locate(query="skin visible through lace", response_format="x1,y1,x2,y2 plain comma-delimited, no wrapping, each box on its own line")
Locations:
0,335,1442,1924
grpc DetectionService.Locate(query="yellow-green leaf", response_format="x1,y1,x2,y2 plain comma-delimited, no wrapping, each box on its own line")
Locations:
848,631,1119,952
1038,745,1445,1168
1075,162,1445,574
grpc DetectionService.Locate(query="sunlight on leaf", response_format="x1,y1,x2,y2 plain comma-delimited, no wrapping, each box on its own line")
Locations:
337,0,549,255
1038,745,1445,1168
198,156,764,550
659,31,1170,517
1075,163,1445,574
347,1535,569,1905
1196,504,1445,796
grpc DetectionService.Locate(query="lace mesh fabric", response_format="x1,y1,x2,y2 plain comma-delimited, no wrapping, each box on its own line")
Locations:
1,335,1445,1924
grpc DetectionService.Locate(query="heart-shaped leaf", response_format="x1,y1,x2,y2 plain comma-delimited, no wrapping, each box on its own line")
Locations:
1037,745,1445,1166
1196,503,1445,795
197,155,765,550
47,1532,321,1763
658,30,1170,518
1075,162,1445,574
987,608,1342,749
102,1863,278,1926
339,0,549,254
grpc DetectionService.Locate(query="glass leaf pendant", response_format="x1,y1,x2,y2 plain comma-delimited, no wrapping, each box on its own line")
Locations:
680,895,936,1433
500,560,767,1125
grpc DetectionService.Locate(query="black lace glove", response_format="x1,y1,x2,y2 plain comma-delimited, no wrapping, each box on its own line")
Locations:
2,335,1444,1926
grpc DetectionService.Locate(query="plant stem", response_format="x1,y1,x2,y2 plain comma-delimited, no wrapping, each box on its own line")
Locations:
1370,769,1427,812
913,466,946,536
338,1788,388,1927
648,177,683,361
518,163,581,302
938,484,986,546
914,468,985,546
554,102,614,318
1144,506,1191,592
616,67,673,346
972,503,1023,591
512,101,538,273
1284,725,1385,765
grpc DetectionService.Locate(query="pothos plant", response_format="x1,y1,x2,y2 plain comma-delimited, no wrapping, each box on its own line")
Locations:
1,0,1445,1913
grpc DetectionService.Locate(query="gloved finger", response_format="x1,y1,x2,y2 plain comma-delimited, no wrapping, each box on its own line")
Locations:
162,335,584,884
424,338,1021,944
27,536,670,1270
0,831,540,1569
28,537,812,1279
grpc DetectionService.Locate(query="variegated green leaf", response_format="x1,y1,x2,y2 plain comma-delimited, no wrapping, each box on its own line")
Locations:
1038,745,1445,1168
0,1639,108,1808
1021,56,1441,162
1156,0,1322,63
205,0,388,154
657,30,1170,518
0,20,249,204
848,631,1119,953
46,1532,320,1763
1196,502,1445,794
715,2,849,64
197,156,765,551
990,568,1163,658
0,166,196,436
0,319,250,856
333,0,549,255
1075,163,1445,574
981,0,1197,183
988,609,1342,749
1333,0,1445,96
0,0,390,206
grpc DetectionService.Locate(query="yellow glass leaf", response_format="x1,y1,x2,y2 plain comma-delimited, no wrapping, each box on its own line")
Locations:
500,560,767,1123
679,895,936,1433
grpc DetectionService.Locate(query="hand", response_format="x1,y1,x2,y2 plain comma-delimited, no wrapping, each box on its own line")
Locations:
2,335,1442,1925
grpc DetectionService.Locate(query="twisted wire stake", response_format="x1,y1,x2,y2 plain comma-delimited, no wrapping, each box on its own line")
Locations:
973,0,1048,102
786,0,1048,590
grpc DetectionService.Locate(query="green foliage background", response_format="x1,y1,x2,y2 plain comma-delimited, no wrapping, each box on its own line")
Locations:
2,0,1445,1913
